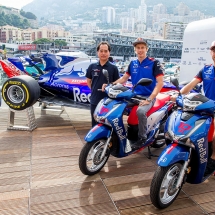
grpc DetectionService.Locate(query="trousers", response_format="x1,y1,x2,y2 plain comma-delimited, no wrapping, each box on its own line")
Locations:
136,99,155,139
90,103,98,127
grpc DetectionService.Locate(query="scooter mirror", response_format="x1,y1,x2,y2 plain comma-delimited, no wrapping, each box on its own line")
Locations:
132,78,152,92
136,78,152,86
170,77,179,89
102,69,109,84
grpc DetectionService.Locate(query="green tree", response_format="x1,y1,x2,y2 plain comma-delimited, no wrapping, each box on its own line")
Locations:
32,38,52,44
54,40,67,47
0,12,30,28
20,10,37,20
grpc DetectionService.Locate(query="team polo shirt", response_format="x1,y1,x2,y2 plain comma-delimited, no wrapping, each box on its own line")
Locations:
126,57,164,96
195,65,215,101
86,61,120,105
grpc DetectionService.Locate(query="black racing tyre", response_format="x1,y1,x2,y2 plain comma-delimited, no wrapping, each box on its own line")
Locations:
1,75,40,110
79,139,110,176
150,163,183,209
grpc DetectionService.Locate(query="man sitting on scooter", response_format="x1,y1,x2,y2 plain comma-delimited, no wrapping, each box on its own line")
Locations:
102,37,164,150
171,40,215,176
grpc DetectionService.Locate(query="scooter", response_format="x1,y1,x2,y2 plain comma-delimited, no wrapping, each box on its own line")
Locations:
78,71,175,176
150,77,215,209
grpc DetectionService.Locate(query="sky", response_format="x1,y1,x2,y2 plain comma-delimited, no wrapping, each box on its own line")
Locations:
0,0,33,9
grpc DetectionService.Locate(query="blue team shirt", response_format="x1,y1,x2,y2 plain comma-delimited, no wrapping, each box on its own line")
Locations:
126,57,164,96
195,65,215,101
86,61,120,105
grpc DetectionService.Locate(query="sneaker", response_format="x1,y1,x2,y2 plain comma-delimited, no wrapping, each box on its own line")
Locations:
132,138,146,150
204,158,215,177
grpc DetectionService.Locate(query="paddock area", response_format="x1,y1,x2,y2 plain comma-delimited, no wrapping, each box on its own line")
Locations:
0,103,214,215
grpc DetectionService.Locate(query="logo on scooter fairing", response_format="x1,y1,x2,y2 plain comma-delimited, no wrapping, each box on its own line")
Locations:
197,137,207,164
178,122,191,133
112,118,126,140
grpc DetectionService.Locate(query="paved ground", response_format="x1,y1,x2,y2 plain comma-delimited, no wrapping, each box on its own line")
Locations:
0,104,215,215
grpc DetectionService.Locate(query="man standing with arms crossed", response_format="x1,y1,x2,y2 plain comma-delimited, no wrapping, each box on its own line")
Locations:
86,41,119,127
171,41,215,176
102,38,164,150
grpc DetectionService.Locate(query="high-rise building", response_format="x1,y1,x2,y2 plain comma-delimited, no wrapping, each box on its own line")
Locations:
102,7,116,25
121,17,135,32
138,0,147,23
174,3,190,16
128,8,138,19
153,4,166,14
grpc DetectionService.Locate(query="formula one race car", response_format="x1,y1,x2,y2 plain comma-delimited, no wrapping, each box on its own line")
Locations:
0,53,201,111
0,53,98,110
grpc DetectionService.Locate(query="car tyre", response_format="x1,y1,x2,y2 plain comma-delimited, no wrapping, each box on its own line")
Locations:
2,75,40,110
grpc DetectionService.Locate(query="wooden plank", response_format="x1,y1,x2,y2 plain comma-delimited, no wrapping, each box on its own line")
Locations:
31,202,118,215
120,197,198,214
0,190,29,201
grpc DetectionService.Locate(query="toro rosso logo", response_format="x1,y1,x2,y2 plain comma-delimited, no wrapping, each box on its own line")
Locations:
100,107,109,114
178,122,191,133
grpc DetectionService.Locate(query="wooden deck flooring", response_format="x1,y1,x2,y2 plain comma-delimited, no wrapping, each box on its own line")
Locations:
0,104,215,215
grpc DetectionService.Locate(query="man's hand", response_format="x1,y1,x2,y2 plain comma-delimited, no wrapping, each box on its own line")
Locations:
170,94,178,102
102,84,108,92
139,100,150,106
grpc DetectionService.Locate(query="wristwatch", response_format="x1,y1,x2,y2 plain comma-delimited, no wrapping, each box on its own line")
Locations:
146,97,152,103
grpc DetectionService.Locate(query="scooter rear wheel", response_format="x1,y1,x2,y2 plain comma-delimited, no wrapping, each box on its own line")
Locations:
150,163,183,209
79,139,110,175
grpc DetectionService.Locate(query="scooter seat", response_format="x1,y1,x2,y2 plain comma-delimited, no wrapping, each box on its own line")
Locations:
127,93,170,125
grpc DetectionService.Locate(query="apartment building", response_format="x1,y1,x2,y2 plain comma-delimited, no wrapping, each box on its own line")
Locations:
0,25,71,44
163,22,187,40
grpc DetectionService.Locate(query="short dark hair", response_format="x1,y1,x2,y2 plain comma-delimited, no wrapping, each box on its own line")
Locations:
97,41,111,52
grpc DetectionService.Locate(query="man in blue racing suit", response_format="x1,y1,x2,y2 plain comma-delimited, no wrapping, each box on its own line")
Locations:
102,37,164,150
171,40,215,176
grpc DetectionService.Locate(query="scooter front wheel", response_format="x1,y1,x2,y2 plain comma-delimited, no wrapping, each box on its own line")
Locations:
79,139,110,175
150,163,183,209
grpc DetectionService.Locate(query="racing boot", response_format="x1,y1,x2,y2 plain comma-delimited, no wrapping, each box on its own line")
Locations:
131,138,146,150
204,158,215,177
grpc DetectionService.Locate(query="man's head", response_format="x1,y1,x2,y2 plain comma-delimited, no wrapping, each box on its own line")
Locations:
132,37,148,47
132,38,148,59
210,41,215,51
96,41,111,63
210,41,215,64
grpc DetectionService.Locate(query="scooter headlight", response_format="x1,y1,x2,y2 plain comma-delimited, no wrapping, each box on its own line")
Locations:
93,101,121,126
93,99,104,122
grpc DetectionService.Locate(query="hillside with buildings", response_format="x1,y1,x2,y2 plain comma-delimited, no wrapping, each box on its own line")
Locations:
0,0,214,58
0,6,38,28
22,0,215,20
